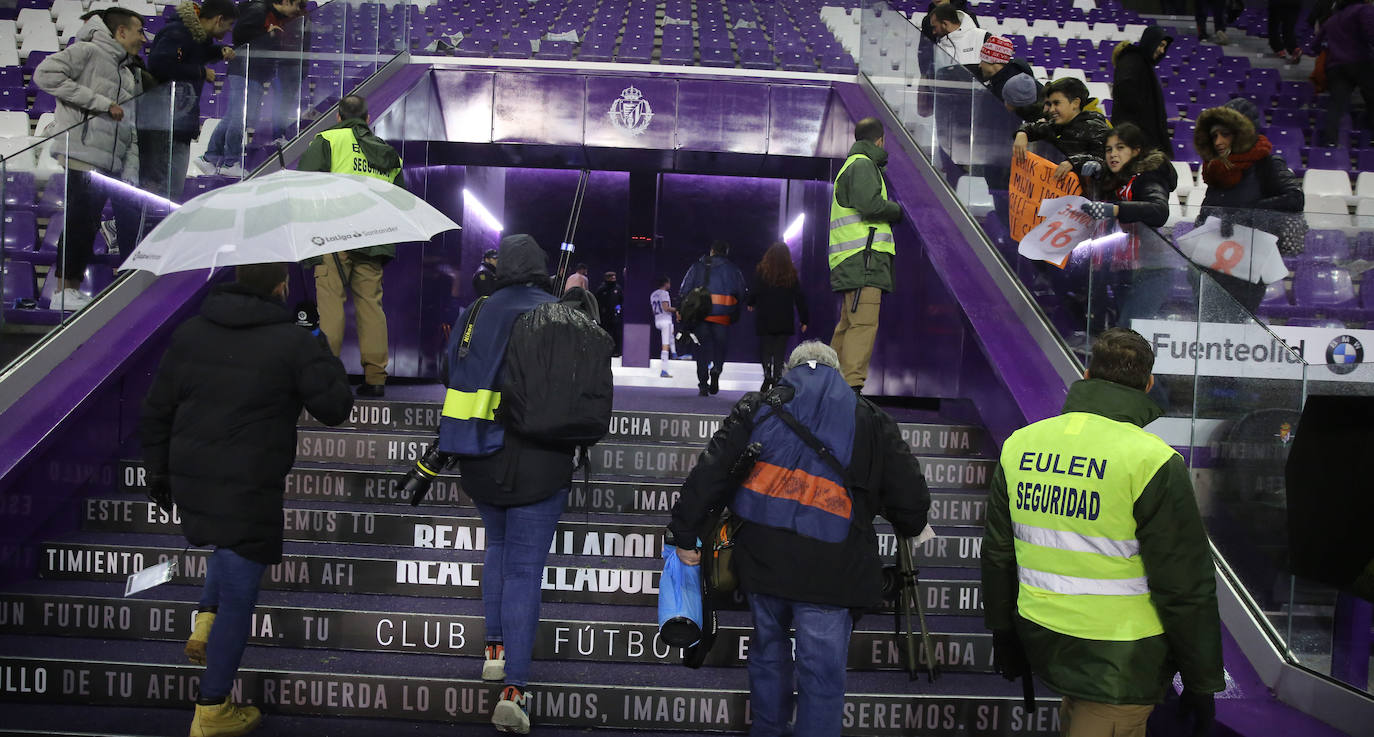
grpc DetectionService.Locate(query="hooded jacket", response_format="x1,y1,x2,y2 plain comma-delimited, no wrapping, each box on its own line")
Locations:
144,2,229,142
1313,1,1374,68
1193,105,1304,230
297,118,405,264
830,139,902,293
141,283,354,565
1018,107,1111,175
1111,25,1173,151
982,379,1225,705
1102,149,1178,228
34,15,143,179
681,254,748,325
444,235,573,507
669,364,930,609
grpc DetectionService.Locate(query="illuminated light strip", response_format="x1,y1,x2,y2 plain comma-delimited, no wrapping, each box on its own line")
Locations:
782,213,805,241
462,188,503,231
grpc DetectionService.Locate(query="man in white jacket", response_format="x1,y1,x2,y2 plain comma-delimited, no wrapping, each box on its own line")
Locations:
34,8,145,311
929,3,989,69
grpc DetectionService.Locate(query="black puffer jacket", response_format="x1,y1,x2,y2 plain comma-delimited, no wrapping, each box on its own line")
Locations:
1019,108,1112,174
1111,25,1173,151
143,1,228,141
1101,149,1178,228
1193,105,1304,230
669,383,930,609
141,284,353,564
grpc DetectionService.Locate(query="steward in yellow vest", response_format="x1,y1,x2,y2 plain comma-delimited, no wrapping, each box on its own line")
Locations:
297,94,404,397
982,328,1224,737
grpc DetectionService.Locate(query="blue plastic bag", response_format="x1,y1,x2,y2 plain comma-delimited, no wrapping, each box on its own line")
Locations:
657,544,702,647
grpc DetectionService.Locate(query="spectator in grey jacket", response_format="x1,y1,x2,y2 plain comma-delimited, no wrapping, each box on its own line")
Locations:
34,8,146,311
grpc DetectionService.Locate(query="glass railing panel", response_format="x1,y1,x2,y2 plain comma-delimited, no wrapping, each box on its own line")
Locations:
0,0,404,377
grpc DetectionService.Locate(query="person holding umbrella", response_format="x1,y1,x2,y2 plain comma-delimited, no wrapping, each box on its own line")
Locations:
297,93,404,398
142,262,353,737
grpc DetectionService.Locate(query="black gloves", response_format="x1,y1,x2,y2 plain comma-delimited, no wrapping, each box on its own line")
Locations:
294,300,320,332
1080,201,1115,220
991,629,1030,681
1179,689,1216,736
1079,160,1103,179
147,474,173,514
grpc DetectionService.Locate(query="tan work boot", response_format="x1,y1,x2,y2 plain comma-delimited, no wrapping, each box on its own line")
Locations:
185,611,215,665
189,700,261,737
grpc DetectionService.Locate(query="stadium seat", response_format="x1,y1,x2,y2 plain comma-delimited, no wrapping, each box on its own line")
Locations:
1293,265,1358,309
1304,169,1354,204
1305,195,1353,229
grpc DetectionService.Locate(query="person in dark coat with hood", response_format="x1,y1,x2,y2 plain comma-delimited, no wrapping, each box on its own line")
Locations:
670,341,930,737
1111,25,1174,152
1193,99,1304,313
1079,122,1181,328
298,93,404,398
747,242,810,392
437,234,577,734
595,270,624,357
142,0,237,203
141,263,353,736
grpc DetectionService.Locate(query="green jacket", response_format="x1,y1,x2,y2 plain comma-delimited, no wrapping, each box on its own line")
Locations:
299,118,404,265
830,140,901,293
982,379,1225,704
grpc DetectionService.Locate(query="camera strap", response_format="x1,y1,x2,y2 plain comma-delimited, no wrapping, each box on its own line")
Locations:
456,296,488,359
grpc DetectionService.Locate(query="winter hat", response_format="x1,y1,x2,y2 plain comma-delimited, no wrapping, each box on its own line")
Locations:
1222,97,1262,130
1002,73,1039,108
980,35,1014,65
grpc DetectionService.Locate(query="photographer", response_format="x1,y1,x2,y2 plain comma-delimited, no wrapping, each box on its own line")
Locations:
668,341,930,737
141,263,352,737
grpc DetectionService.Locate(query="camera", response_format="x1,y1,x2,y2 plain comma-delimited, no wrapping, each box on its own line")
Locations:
401,443,456,506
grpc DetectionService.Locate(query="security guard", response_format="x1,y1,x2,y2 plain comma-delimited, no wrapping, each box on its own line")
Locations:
298,93,403,398
981,328,1224,737
828,117,902,393
473,248,499,298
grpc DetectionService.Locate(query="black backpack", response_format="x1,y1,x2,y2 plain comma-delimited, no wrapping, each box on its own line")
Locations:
677,257,714,325
498,300,614,446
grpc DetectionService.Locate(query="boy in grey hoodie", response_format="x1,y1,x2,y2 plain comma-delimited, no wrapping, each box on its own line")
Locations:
34,8,146,311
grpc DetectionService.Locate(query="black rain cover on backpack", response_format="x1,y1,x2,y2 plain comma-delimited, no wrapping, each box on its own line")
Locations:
498,301,615,447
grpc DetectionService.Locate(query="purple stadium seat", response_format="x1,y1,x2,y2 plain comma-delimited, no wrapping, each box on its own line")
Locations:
1355,232,1374,261
1363,270,1374,308
1246,68,1281,92
1304,146,1351,171
0,88,26,112
1293,265,1358,308
1,259,35,305
0,68,20,90
1,211,37,254
1268,127,1305,164
1286,316,1347,327
22,51,52,76
2,171,36,210
1270,108,1313,130
1260,279,1291,307
1304,230,1351,262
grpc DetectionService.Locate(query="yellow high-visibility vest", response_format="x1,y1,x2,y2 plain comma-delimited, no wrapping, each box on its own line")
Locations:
1000,411,1178,641
319,128,401,182
828,153,895,271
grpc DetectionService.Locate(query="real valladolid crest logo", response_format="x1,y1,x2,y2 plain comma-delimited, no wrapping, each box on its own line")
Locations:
608,85,653,136
1326,334,1364,375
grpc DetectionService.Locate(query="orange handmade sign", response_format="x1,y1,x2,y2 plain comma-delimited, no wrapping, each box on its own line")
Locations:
1009,152,1083,241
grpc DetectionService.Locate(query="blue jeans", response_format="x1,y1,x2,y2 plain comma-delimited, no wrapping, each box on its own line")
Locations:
197,548,267,703
693,321,729,388
205,63,302,166
746,592,853,737
474,488,569,687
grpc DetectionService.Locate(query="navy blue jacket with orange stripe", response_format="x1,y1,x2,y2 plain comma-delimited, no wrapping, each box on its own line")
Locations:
680,254,747,326
669,363,931,609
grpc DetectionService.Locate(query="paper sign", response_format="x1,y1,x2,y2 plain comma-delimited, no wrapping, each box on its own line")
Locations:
1017,195,1096,267
1009,151,1084,241
125,558,177,597
1175,217,1288,285
913,523,938,547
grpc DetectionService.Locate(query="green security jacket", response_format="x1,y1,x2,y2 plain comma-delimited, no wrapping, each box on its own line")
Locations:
982,379,1226,704
299,118,405,266
831,140,902,293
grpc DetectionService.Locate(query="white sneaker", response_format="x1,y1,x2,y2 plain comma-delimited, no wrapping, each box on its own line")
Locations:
492,685,530,734
1213,30,1230,45
54,288,92,311
217,162,247,178
192,156,219,175
482,643,505,682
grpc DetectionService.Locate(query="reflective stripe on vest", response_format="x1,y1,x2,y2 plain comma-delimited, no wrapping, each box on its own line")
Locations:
319,128,401,182
443,388,501,421
828,154,895,270
1001,411,1178,641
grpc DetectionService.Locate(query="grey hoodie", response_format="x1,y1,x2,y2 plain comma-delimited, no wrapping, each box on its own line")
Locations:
34,15,142,179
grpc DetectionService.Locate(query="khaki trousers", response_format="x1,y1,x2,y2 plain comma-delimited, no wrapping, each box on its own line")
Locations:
1060,696,1153,737
830,286,881,388
315,253,389,385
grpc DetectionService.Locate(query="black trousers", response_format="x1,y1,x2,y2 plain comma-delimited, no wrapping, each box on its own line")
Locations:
758,333,789,384
1324,62,1374,146
693,322,728,388
1267,2,1300,52
1195,0,1226,34
57,170,140,281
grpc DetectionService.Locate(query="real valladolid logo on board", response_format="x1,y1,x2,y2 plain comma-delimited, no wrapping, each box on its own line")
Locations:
608,85,653,135
1326,334,1364,375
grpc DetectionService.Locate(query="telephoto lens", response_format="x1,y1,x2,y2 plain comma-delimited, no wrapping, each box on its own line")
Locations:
402,444,456,506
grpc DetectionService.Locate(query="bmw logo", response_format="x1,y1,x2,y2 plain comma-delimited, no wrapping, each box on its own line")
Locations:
1326,335,1364,375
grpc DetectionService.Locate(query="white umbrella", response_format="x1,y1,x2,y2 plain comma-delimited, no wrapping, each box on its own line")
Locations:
118,170,460,275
